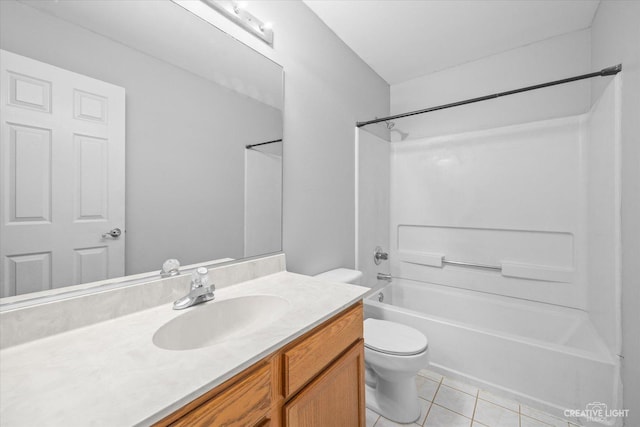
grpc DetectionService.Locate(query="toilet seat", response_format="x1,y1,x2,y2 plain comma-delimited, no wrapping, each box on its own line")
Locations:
364,318,428,356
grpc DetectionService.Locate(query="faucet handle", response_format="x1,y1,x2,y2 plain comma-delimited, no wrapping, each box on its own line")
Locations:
198,267,215,292
161,259,180,277
191,267,210,288
200,268,215,292
374,246,388,265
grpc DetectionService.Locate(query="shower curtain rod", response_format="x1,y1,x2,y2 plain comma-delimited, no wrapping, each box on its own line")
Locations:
356,64,622,128
245,138,283,149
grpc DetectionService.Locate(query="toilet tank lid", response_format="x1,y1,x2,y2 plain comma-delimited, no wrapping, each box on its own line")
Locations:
314,268,363,284
364,318,428,356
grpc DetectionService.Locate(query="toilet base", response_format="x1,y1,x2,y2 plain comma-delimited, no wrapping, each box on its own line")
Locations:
365,380,421,424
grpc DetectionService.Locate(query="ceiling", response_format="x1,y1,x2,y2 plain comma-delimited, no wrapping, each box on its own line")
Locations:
303,0,600,85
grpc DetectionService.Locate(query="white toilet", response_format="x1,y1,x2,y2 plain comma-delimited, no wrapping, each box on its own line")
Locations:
314,268,430,424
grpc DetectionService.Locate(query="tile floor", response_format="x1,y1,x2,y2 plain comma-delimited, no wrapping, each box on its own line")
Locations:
366,369,583,427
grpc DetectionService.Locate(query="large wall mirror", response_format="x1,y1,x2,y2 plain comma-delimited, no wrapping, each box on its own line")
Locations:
0,0,283,300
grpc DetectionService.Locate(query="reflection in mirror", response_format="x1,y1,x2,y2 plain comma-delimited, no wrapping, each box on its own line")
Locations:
0,0,283,299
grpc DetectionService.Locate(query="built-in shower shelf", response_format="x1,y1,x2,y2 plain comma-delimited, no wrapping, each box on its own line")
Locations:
501,261,573,283
397,250,573,283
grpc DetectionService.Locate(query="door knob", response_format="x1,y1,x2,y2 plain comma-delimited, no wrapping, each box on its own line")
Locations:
102,228,122,239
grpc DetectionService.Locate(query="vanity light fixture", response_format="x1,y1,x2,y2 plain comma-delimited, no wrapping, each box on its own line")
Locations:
201,0,274,46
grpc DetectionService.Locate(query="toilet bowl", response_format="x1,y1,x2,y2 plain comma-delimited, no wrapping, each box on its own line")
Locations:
364,318,429,423
314,268,430,424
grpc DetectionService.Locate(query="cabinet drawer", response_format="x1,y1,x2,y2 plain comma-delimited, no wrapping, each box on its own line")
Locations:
171,362,272,427
283,302,363,398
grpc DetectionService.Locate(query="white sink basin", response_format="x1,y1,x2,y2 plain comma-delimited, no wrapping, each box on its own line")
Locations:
152,295,290,351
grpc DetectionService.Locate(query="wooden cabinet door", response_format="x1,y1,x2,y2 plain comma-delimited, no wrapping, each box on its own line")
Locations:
168,362,272,427
284,340,365,427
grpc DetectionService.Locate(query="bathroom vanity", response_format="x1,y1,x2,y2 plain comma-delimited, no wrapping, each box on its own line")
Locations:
155,302,364,426
0,255,369,426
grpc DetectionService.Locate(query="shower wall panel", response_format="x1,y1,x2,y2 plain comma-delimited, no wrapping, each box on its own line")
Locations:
586,78,621,353
356,129,390,286
390,116,589,308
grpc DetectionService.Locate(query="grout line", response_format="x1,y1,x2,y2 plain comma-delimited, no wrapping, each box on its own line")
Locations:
421,400,432,426
422,376,444,426
429,376,477,421
417,371,444,384
439,378,478,398
422,409,430,426
476,394,520,413
519,404,525,427
417,396,431,426
430,402,474,421
470,389,480,424
439,382,477,398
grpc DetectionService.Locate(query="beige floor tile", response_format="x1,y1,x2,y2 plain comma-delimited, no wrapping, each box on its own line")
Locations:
566,416,584,426
367,408,381,427
477,389,519,412
521,405,571,427
443,377,480,396
472,399,519,427
374,416,421,427
520,415,553,426
378,374,580,427
433,385,477,418
416,398,432,425
368,400,429,427
424,404,472,427
416,376,440,401
418,368,444,383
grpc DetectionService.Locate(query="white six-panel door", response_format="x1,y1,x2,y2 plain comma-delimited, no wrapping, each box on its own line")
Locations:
0,49,125,297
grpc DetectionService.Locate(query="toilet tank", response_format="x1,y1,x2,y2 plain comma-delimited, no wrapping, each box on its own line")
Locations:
314,268,363,285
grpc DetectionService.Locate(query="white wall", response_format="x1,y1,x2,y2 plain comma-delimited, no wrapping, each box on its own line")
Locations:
591,1,640,424
390,29,591,140
0,0,282,275
177,1,391,275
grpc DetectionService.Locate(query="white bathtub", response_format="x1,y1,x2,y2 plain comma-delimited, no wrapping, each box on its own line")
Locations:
364,279,621,426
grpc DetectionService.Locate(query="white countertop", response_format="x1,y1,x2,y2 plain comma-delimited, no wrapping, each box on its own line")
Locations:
0,272,369,427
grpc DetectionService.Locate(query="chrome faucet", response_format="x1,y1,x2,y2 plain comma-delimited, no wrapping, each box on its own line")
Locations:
173,267,215,310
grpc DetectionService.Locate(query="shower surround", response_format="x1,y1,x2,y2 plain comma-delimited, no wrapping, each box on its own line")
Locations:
357,77,622,426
